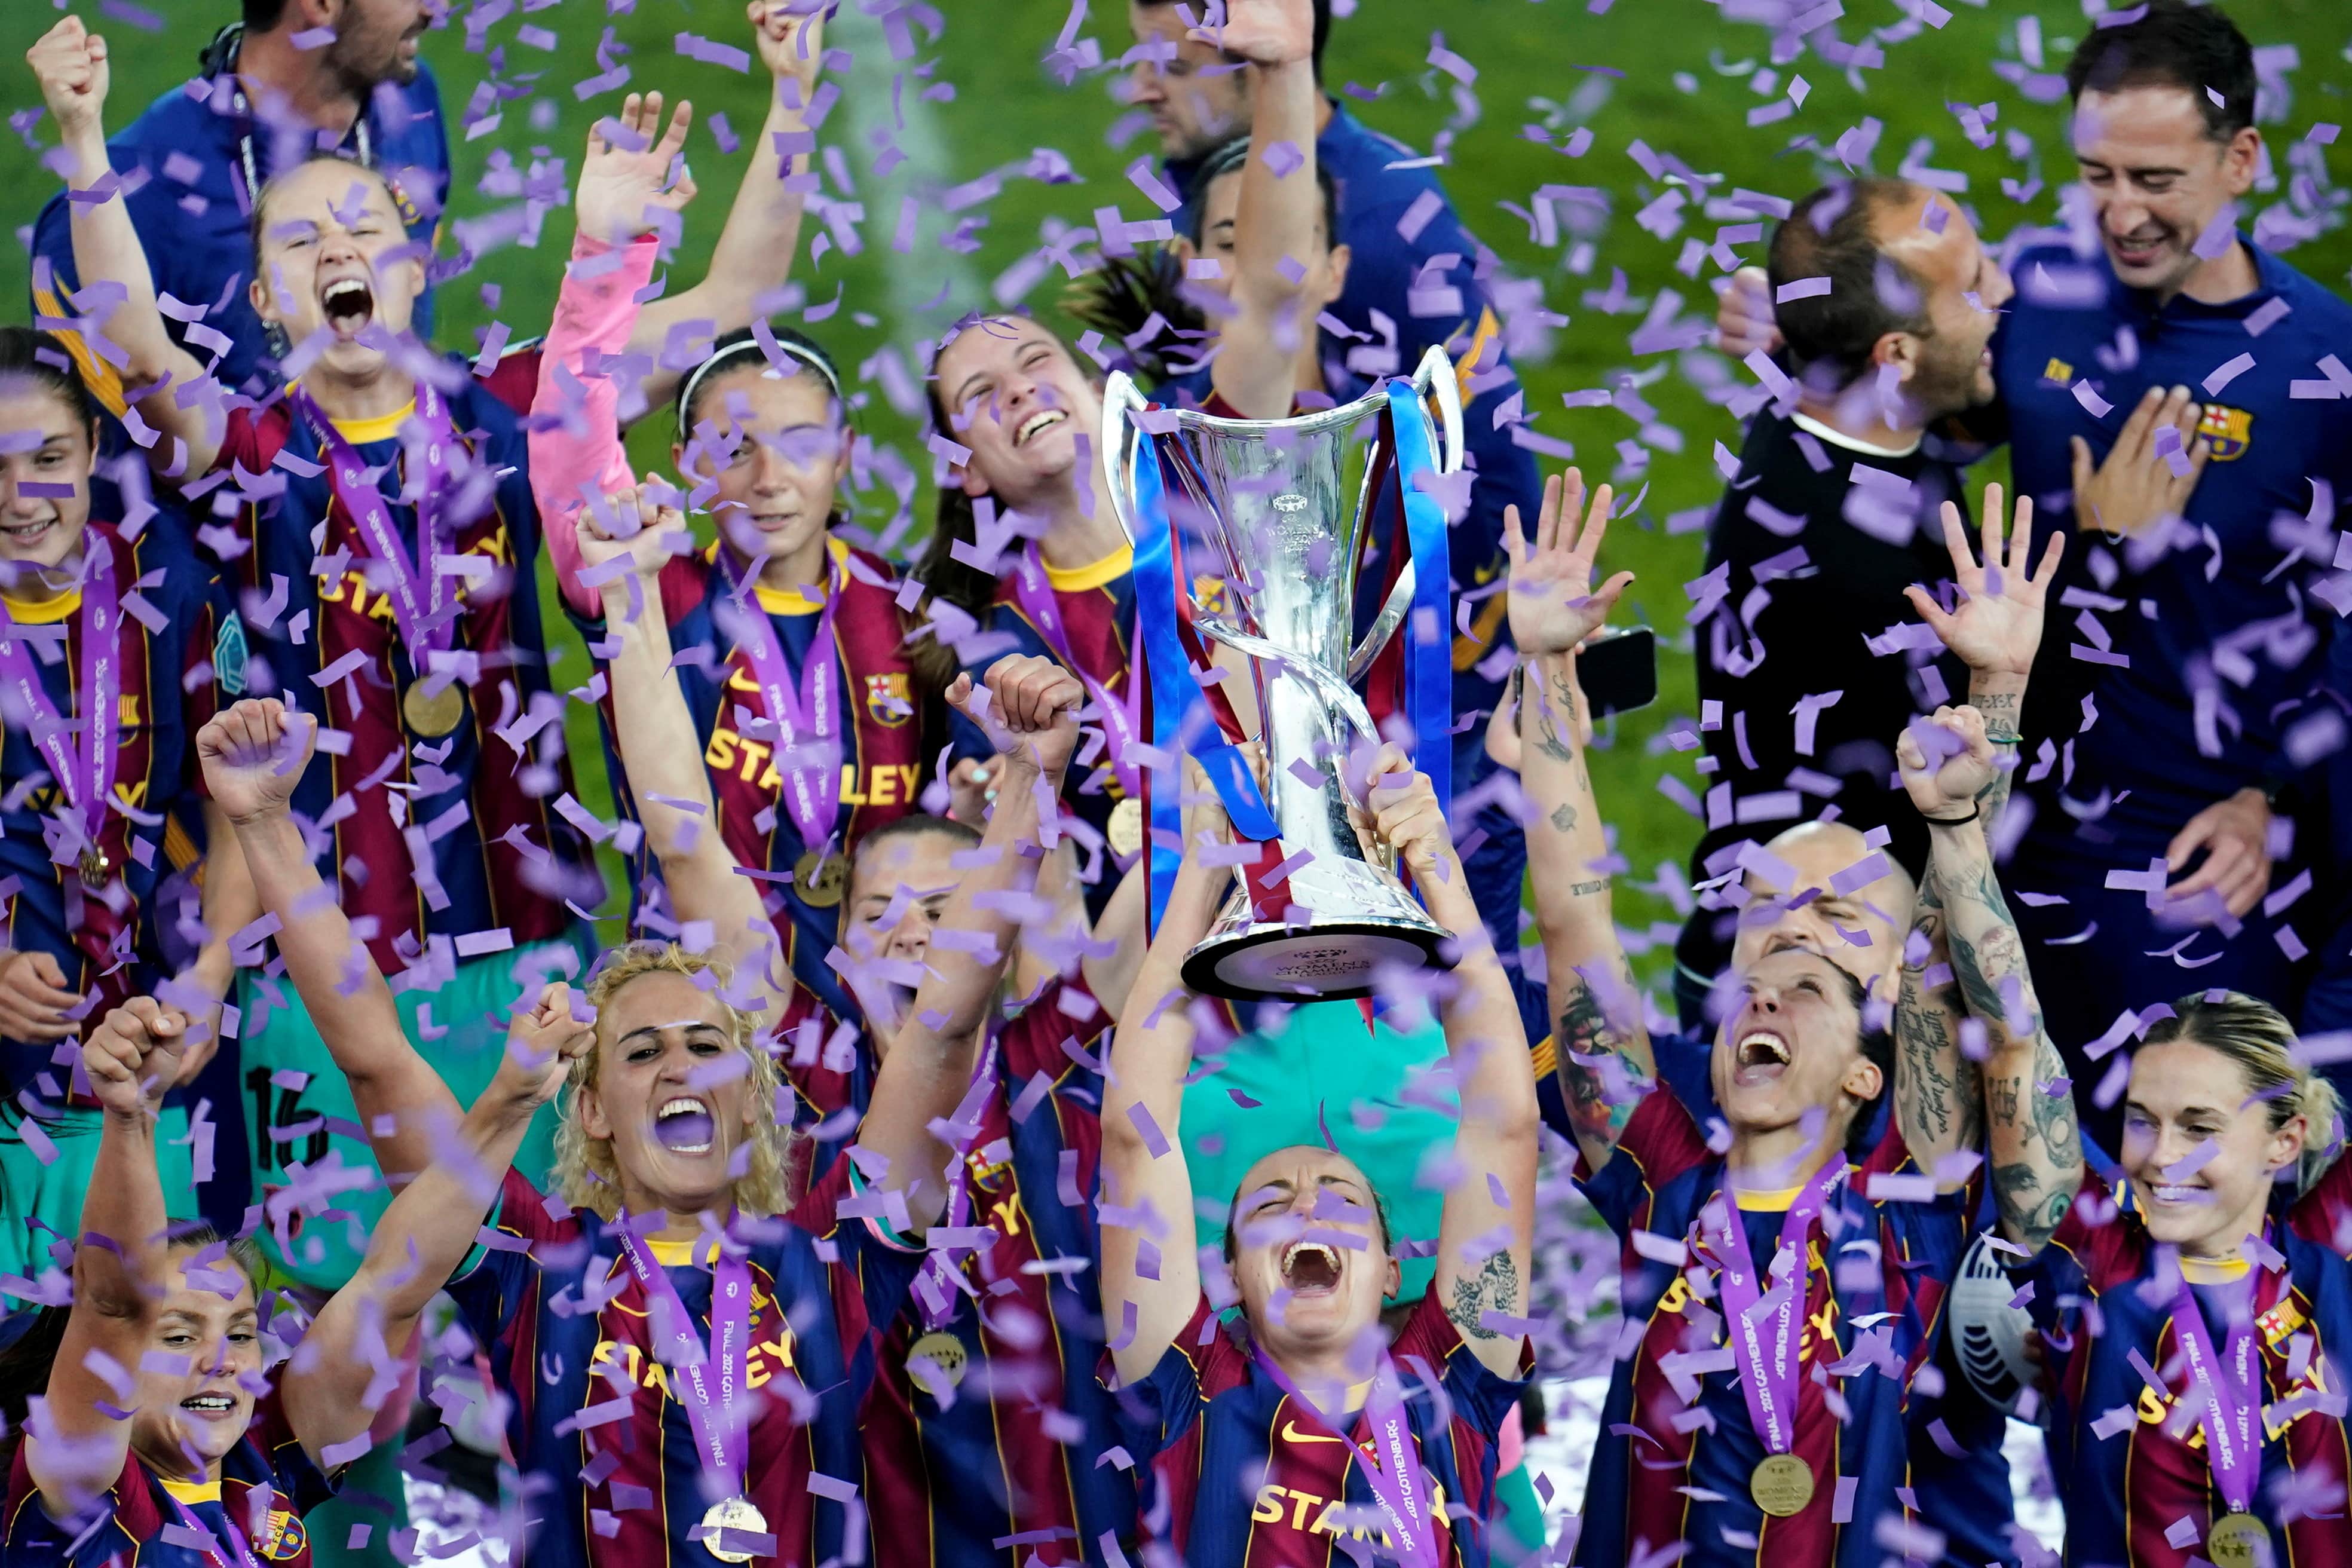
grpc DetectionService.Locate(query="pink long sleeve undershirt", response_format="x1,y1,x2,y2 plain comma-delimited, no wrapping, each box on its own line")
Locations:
528,232,660,620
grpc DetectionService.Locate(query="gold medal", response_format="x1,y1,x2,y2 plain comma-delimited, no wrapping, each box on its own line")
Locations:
1749,1453,1815,1518
2207,1513,2272,1568
1107,797,1144,858
401,680,466,737
794,850,847,908
698,1496,770,1565
76,846,111,888
907,1330,968,1392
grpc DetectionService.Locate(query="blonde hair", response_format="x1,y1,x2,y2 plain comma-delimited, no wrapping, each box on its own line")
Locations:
2144,991,2344,1197
551,944,797,1221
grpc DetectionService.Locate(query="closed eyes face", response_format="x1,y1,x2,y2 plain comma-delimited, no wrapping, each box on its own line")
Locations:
2123,1039,2300,1254
1229,1147,1396,1349
249,161,424,362
1712,947,1878,1144
0,382,94,571
128,1269,262,1471
1729,832,1909,997
933,321,1101,507
2072,85,2258,295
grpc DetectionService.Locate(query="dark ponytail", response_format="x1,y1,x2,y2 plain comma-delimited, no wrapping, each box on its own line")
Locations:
0,326,101,443
909,367,998,696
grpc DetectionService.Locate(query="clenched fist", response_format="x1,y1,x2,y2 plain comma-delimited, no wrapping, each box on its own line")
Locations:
198,700,317,828
82,998,191,1122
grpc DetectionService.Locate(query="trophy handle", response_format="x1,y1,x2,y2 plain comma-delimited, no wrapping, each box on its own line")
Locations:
1344,565,1415,682
1192,615,1383,754
1100,372,1150,547
1408,343,1465,477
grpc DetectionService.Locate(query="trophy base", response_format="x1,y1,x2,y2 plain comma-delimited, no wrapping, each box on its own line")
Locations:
1182,919,1454,1003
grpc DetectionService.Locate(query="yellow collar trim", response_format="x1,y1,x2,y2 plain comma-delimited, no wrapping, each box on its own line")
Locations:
1734,1184,1803,1212
2180,1254,2253,1284
751,536,850,617
327,400,418,446
1041,543,1132,593
160,1477,222,1504
1,587,82,624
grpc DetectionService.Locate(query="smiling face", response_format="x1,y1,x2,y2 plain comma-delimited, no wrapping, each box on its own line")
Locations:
1711,947,1883,1156
323,0,428,91
1872,189,2012,417
0,379,94,576
843,826,967,1051
675,363,848,572
2073,85,2259,298
126,1255,262,1478
577,970,761,1215
248,159,426,388
933,319,1102,514
2123,1039,2302,1256
1727,821,1913,1001
1126,2,1251,161
1229,1145,1397,1358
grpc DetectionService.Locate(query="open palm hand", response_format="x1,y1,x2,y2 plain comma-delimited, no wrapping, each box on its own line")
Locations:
1503,467,1635,658
576,92,697,245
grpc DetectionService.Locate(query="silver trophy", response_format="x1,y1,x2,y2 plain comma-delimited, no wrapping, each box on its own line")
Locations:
1103,345,1465,1002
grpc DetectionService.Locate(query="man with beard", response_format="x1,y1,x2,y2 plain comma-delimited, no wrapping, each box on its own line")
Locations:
29,0,447,416
1675,177,2021,1025
1716,0,2352,1123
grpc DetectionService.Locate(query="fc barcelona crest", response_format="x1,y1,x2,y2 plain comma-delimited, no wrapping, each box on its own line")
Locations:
2197,403,2253,461
263,1507,307,1561
865,671,912,727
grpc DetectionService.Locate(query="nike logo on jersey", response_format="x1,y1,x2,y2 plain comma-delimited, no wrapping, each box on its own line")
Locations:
1281,1420,1347,1446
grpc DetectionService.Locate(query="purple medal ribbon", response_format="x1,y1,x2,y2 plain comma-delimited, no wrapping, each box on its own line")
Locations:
614,1230,754,1499
2171,1269,2264,1518
1700,1160,1844,1458
1009,544,1140,801
914,1034,1003,1332
720,551,844,859
0,531,121,871
164,1488,265,1568
1253,1349,1442,1568
292,385,460,691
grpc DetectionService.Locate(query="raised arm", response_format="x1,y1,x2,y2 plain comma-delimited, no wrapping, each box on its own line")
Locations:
856,656,1086,1230
1897,706,2082,1251
1503,470,1652,1174
582,496,786,1016
197,700,458,1181
626,4,828,409
26,19,223,476
1203,0,1320,421
1888,485,2059,1169
1362,749,1536,1380
280,985,586,1469
1101,768,1236,1386
28,1000,189,1517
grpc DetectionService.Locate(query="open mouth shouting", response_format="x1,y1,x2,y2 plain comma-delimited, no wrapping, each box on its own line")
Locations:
320,273,378,341
1012,409,1068,448
1734,1028,1793,1088
653,1095,717,1154
1280,1241,1342,1297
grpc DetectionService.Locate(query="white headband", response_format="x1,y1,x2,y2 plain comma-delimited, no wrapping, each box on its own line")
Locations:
676,331,844,428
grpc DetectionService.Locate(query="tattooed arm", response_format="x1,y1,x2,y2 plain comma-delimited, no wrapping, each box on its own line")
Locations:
1892,871,1984,1169
1502,470,1653,1176
1898,708,2082,1251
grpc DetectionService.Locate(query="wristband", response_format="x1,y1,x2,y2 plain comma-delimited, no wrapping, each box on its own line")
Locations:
1924,807,1980,826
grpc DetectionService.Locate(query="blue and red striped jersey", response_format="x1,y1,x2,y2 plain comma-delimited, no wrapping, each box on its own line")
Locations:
2016,1168,2352,1568
2,1386,333,1566
445,1157,920,1568
1118,1289,1523,1567
946,552,1135,901
0,522,235,1104
1571,1085,1971,1568
578,535,929,1108
207,351,589,979
862,976,1135,1567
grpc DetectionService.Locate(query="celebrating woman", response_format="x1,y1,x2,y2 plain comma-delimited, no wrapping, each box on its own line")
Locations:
1099,736,1535,1566
0,327,250,1300
1950,714,2352,1564
1,985,581,1566
529,140,928,1134
27,7,827,1291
